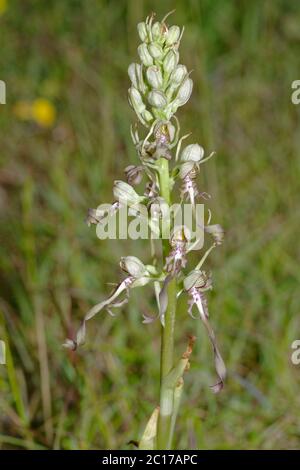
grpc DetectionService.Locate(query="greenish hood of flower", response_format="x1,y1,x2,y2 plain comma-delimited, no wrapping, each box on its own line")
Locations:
128,18,193,124
120,256,159,281
120,256,147,278
181,144,204,162
179,161,197,179
176,144,206,179
113,180,145,206
183,269,211,292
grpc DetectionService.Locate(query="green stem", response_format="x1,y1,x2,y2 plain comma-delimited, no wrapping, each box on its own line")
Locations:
156,157,178,450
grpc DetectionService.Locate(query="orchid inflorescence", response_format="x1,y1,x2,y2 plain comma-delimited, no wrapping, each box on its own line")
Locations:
64,11,226,447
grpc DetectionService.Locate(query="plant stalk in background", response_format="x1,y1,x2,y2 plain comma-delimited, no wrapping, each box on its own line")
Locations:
64,11,226,451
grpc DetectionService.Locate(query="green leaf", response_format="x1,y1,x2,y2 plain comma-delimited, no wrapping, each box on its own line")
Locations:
139,406,159,450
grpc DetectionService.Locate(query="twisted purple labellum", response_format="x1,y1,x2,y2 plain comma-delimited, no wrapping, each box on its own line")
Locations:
165,238,188,275
180,165,211,208
188,287,226,393
63,277,134,351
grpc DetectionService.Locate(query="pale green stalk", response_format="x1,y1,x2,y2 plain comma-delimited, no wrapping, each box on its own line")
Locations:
156,157,178,450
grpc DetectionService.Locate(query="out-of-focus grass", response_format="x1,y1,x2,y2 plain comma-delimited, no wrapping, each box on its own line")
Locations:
0,0,300,449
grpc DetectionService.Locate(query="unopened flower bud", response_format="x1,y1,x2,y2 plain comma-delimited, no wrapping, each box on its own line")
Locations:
128,63,147,94
120,256,147,278
170,64,187,86
138,43,153,67
148,90,167,108
137,22,148,42
128,63,140,89
176,77,193,106
152,21,162,41
146,66,163,89
163,50,179,74
148,42,164,59
165,25,181,46
142,110,154,122
181,144,204,162
113,180,142,206
128,87,146,114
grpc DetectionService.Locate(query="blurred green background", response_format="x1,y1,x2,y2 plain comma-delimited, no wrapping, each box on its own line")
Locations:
0,0,300,450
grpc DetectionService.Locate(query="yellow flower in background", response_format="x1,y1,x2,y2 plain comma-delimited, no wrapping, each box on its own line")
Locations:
31,98,56,128
14,98,56,128
0,0,7,16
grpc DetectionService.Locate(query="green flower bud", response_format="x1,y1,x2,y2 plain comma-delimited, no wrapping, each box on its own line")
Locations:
170,64,187,86
120,256,147,278
175,77,193,106
160,102,174,120
136,64,147,94
181,144,204,162
128,86,145,114
142,110,154,122
152,21,162,41
113,180,142,206
137,22,148,42
148,90,167,108
128,63,140,89
165,25,181,46
163,50,179,74
146,66,163,89
138,43,153,67
148,42,164,60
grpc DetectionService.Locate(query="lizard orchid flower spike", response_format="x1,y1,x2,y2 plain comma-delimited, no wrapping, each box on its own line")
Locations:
64,11,227,451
